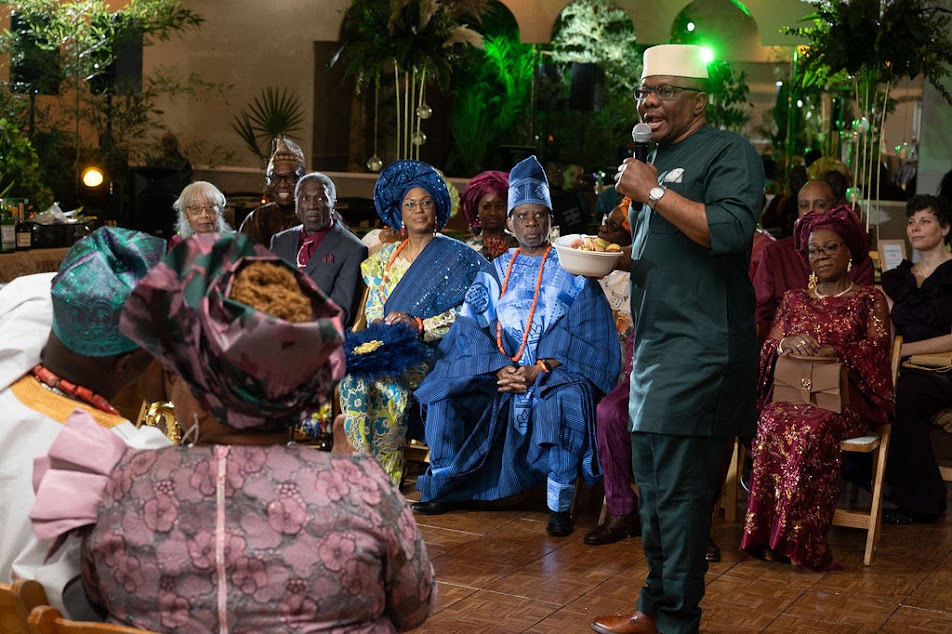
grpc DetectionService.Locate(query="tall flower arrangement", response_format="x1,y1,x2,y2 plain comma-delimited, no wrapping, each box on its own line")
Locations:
787,0,952,234
333,0,487,165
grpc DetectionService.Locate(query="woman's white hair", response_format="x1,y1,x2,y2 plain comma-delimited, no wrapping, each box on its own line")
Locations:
172,181,232,238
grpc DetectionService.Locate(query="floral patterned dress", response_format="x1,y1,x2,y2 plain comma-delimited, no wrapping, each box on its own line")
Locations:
740,287,894,571
32,413,434,633
339,242,461,485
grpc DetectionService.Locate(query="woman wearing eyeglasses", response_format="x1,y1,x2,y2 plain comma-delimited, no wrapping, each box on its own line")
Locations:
338,160,492,485
740,205,894,571
168,181,232,250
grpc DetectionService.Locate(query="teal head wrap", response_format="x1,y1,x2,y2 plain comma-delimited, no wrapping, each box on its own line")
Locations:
51,226,166,357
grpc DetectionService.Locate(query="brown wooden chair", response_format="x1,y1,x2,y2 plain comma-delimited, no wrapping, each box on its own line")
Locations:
723,336,903,565
930,411,952,483
27,606,158,634
1,579,50,634
722,437,745,523
831,335,902,566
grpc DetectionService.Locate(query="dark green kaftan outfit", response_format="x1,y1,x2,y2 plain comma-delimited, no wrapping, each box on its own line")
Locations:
627,124,763,634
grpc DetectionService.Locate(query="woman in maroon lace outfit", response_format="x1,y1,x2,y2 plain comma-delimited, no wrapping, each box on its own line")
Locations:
741,205,894,571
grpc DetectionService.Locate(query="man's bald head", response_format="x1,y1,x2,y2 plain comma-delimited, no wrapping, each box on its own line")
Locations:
797,179,834,217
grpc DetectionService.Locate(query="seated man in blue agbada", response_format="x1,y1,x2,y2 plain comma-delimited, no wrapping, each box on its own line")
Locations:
411,155,619,536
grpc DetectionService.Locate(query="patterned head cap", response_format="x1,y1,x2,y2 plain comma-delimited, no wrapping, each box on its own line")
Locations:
51,227,166,357
119,232,345,430
794,204,871,266
373,160,452,231
460,170,509,228
507,156,551,215
267,136,305,172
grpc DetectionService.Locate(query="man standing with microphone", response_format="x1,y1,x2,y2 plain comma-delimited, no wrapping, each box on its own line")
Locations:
591,45,763,634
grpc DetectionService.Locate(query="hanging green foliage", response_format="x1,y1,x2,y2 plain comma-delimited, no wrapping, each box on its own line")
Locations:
540,0,641,168
447,31,536,174
705,60,752,132
788,0,952,103
333,0,488,90
548,0,641,94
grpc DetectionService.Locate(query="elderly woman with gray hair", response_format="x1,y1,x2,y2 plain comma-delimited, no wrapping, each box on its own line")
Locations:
168,180,232,250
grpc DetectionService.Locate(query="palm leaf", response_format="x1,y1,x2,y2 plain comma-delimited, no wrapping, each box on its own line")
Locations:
245,86,304,138
230,87,303,160
229,111,263,159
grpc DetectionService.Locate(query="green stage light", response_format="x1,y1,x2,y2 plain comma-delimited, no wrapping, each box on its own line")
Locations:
701,47,715,64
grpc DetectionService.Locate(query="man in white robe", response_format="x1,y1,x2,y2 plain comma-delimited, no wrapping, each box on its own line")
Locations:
0,228,170,618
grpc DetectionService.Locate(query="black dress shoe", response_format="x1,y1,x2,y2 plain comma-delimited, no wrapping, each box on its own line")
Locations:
583,512,641,545
546,511,574,536
705,537,721,563
884,510,940,525
410,500,469,515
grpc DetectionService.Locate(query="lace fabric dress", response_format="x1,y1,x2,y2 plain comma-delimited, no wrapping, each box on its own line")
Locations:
740,287,894,570
32,413,434,633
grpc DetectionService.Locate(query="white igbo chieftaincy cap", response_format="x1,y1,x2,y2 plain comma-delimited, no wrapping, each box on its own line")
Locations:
641,44,709,81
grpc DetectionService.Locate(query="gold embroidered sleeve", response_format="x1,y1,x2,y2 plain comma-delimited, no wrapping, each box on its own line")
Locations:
421,306,460,343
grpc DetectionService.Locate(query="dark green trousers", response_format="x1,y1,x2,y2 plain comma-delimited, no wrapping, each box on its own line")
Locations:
631,431,726,634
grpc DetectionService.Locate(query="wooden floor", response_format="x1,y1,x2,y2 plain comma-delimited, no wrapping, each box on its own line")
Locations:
403,475,952,633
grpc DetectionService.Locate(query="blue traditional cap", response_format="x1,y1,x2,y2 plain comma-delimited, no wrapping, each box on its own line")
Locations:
373,160,453,231
507,155,551,215
51,226,166,357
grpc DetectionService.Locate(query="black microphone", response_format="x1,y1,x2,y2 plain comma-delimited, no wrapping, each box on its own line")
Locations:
631,123,652,162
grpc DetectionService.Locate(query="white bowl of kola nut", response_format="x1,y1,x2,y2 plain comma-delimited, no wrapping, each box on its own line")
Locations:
553,234,624,278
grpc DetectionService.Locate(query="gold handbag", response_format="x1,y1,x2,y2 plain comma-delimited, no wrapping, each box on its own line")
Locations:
772,354,849,414
901,352,952,373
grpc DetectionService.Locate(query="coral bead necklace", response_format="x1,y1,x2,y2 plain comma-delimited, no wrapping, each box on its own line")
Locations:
378,238,410,301
31,364,120,415
496,244,551,362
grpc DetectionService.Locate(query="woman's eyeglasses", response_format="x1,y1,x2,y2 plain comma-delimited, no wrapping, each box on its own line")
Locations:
185,204,219,216
403,199,435,211
807,242,844,258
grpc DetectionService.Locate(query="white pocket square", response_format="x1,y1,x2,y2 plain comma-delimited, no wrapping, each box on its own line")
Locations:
663,168,684,184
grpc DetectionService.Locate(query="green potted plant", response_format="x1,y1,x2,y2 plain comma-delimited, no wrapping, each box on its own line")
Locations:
333,0,487,163
787,0,952,231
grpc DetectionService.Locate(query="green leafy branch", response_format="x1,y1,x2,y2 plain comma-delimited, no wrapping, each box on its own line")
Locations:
787,0,952,103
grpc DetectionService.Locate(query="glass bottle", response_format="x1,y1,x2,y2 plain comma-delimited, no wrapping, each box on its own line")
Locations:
15,203,32,251
0,202,15,253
